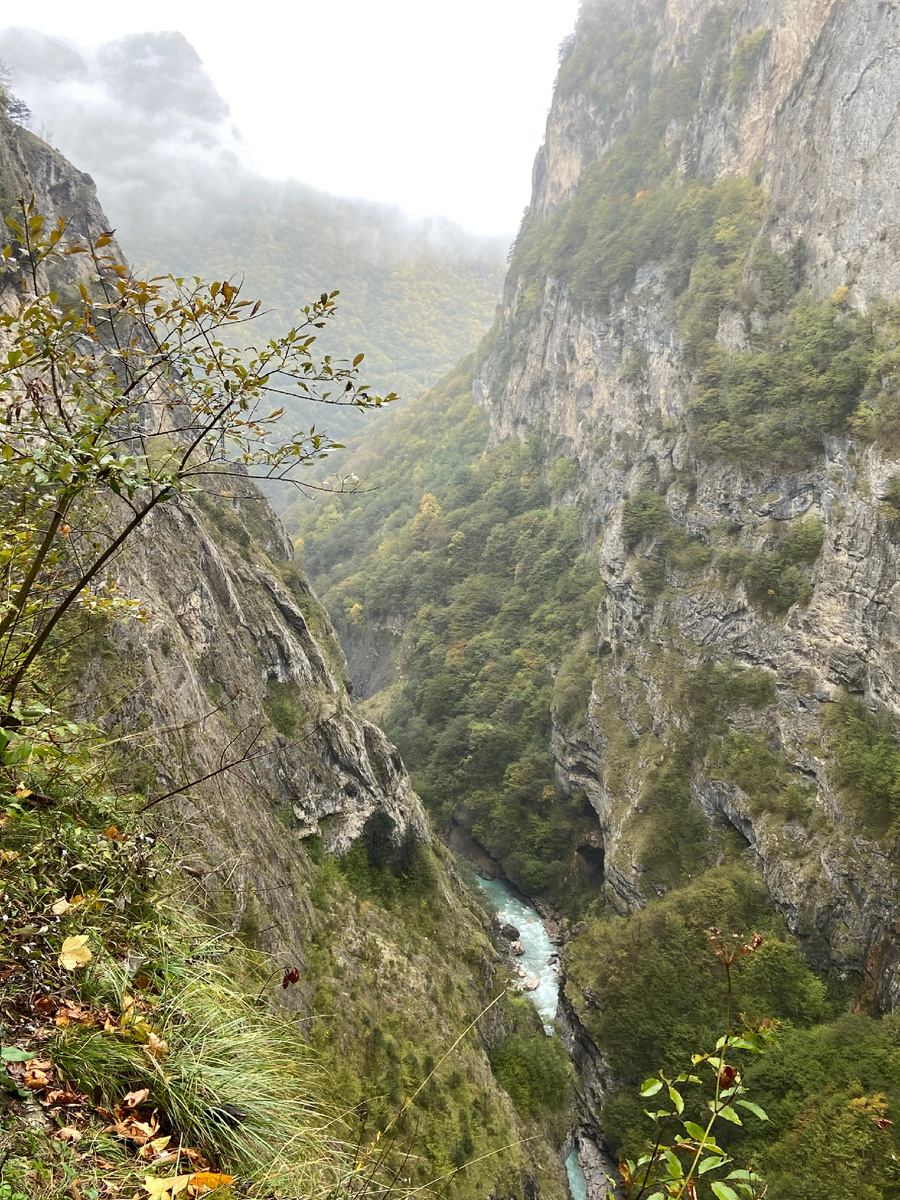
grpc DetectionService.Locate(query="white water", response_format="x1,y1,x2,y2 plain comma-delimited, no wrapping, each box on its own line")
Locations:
476,875,559,1029
476,875,590,1200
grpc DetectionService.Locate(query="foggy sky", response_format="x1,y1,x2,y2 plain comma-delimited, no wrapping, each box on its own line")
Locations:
0,27,518,262
0,28,253,235
0,0,581,236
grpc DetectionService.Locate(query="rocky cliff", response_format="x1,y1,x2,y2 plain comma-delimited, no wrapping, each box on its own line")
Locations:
478,0,900,1014
0,105,571,1200
0,105,427,975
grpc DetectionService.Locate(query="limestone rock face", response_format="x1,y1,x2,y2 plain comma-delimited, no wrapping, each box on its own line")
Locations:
91,475,429,962
0,108,427,972
478,0,900,1007
535,0,900,303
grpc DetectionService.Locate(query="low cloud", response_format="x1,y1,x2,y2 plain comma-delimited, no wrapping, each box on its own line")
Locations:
0,27,507,263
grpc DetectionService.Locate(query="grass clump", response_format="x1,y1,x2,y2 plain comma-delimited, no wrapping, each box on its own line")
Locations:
0,714,402,1200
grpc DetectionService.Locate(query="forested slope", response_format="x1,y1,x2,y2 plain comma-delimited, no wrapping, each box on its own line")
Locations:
292,0,900,1193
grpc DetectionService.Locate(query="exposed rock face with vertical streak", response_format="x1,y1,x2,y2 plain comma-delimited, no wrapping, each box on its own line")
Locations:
0,104,427,965
477,0,900,1012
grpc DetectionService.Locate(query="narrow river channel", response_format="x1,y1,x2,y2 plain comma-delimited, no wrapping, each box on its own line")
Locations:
476,875,590,1200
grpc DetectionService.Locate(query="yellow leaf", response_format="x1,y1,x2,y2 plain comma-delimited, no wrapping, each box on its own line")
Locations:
145,1175,192,1199
188,1173,233,1196
58,935,92,970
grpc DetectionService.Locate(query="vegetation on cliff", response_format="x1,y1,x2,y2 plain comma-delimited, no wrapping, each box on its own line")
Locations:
0,207,564,1200
293,366,604,907
566,866,900,1199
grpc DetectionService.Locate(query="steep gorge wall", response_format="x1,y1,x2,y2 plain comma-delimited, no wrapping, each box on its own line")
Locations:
0,108,570,1200
477,0,900,1010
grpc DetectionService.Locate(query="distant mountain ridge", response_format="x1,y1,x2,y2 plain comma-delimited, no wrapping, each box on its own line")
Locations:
0,27,507,448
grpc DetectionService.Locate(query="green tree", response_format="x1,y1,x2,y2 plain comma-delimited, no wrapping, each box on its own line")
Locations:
0,201,394,712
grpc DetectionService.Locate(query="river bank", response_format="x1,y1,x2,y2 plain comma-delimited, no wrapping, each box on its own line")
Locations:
474,874,614,1200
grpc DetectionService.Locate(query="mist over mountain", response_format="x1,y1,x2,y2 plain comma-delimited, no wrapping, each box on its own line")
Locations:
0,27,508,448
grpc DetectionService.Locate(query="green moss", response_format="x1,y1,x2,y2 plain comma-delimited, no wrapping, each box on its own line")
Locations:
883,476,900,522
194,489,252,557
263,679,311,736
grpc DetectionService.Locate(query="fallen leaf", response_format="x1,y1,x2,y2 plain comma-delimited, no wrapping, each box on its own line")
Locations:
123,1087,150,1108
144,1175,191,1199
56,1125,83,1142
107,1111,159,1145
46,1087,88,1107
145,1032,168,1060
24,1066,51,1090
55,1002,96,1027
32,993,55,1014
188,1174,233,1197
138,1135,171,1162
59,935,92,970
0,849,19,863
51,898,71,915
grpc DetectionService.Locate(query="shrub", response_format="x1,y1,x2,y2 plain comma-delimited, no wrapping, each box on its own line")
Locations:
823,695,900,837
622,490,671,546
726,28,771,105
692,301,871,467
706,730,813,819
551,645,596,729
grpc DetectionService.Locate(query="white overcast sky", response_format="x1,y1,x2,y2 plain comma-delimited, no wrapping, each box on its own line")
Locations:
8,0,582,236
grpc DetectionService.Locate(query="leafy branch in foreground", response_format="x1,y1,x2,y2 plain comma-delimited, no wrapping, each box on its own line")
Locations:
0,199,396,712
619,930,775,1200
